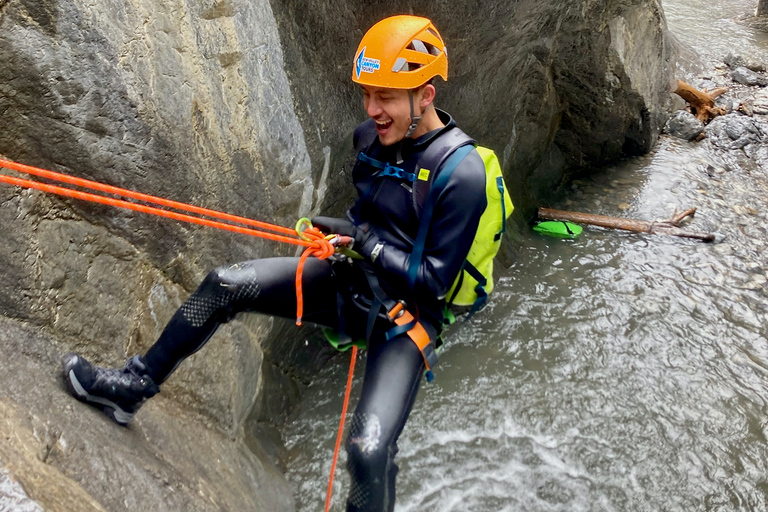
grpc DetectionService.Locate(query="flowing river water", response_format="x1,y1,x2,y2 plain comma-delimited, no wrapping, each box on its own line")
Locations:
284,1,768,510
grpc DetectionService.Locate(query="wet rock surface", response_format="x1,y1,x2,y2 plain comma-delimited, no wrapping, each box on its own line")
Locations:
754,90,768,114
0,316,294,512
731,66,768,86
665,110,705,140
724,52,767,72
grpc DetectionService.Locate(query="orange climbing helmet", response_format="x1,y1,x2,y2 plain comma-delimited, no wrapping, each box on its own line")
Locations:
352,15,448,89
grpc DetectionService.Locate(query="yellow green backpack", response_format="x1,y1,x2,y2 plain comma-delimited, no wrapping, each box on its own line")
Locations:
444,146,513,310
405,135,514,318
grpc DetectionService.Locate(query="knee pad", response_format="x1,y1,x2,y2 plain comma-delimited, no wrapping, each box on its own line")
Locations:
346,412,398,511
180,265,261,327
346,411,393,479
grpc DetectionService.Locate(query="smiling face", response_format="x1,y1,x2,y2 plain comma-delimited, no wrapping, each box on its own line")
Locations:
361,85,413,146
363,84,443,146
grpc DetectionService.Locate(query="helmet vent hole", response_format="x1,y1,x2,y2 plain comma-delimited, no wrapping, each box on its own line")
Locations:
407,39,442,57
392,57,424,73
426,28,442,42
426,43,441,56
407,40,426,53
392,58,407,72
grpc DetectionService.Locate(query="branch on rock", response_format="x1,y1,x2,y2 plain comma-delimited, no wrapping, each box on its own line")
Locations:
673,80,727,123
537,207,716,242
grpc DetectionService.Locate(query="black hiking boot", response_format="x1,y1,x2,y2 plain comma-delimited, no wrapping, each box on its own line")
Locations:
61,353,159,425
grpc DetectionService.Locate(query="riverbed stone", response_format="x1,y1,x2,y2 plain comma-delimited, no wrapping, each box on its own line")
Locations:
724,52,767,72
665,110,705,140
754,90,768,115
732,66,768,86
706,114,768,160
0,0,676,508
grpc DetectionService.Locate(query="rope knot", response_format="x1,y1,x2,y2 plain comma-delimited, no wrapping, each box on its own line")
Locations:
301,226,336,260
294,223,344,325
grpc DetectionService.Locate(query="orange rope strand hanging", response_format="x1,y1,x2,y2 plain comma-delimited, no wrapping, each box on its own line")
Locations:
325,345,358,512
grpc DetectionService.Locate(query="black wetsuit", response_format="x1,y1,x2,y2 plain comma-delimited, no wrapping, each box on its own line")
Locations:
142,110,486,512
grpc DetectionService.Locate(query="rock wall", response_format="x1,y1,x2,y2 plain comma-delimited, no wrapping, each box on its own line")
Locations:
0,0,674,510
0,0,318,509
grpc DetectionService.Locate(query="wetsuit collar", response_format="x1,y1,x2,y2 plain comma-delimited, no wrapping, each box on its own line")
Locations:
410,109,455,146
394,109,455,163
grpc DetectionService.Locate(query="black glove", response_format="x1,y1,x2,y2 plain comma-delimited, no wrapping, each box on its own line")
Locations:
311,216,383,260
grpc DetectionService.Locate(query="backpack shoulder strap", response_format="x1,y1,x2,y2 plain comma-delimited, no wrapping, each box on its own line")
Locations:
412,127,476,217
406,143,477,291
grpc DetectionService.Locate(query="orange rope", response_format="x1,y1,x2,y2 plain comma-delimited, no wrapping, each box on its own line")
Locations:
325,345,358,512
0,158,338,323
0,173,319,247
0,158,296,236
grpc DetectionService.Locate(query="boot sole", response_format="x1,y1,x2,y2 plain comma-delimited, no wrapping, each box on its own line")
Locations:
64,369,135,425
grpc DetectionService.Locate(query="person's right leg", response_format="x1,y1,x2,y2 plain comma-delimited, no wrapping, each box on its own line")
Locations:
63,257,340,424
142,257,339,383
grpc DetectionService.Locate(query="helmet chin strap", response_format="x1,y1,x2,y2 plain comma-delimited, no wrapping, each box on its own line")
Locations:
404,90,422,139
398,89,432,163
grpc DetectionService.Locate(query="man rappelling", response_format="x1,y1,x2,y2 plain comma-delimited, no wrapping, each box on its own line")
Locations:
62,15,502,511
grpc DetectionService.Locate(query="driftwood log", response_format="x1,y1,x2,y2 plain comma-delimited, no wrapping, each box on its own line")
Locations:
538,207,716,242
673,80,727,123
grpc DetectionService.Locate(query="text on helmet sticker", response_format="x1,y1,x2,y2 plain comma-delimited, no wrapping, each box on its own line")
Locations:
355,47,381,79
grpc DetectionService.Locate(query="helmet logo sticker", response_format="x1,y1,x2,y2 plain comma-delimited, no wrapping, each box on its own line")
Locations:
355,46,381,79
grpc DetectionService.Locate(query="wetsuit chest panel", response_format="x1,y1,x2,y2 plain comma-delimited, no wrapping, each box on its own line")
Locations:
353,146,421,246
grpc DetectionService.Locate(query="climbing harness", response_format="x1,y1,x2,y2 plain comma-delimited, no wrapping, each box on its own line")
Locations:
0,158,349,325
362,265,438,380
